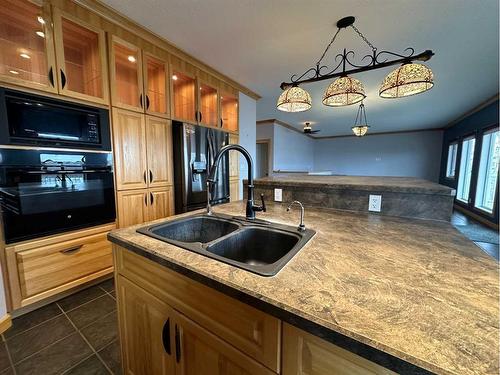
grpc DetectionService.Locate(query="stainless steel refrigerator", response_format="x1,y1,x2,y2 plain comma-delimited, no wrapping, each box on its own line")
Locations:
172,121,230,213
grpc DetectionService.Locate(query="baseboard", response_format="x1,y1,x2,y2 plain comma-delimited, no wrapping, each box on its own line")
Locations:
0,314,12,334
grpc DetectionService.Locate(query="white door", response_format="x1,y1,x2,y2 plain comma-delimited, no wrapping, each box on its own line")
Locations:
255,142,269,178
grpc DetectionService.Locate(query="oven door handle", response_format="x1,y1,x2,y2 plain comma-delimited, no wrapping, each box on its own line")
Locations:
60,245,83,255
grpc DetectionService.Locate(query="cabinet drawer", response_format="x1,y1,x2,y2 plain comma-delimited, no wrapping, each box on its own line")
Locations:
115,246,281,372
16,232,113,299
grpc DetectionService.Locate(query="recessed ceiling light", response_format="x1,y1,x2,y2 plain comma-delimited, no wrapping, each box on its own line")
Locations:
37,16,45,25
20,53,31,59
35,31,45,38
172,75,178,80
127,55,136,63
9,70,19,75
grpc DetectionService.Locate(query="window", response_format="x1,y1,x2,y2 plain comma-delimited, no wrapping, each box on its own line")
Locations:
446,143,458,178
456,136,475,203
474,129,499,213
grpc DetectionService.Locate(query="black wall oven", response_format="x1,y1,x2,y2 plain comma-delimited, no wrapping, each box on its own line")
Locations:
0,88,111,151
0,149,116,243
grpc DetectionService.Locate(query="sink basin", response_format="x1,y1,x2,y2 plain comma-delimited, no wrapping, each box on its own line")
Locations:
137,213,315,276
144,216,239,244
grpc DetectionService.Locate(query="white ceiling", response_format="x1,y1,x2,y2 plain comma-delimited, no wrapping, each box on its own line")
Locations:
101,0,499,136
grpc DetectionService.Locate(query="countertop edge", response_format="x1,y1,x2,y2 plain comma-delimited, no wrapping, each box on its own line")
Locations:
108,232,440,375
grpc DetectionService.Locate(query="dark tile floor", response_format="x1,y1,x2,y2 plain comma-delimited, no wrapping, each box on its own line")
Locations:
0,279,121,375
451,210,499,260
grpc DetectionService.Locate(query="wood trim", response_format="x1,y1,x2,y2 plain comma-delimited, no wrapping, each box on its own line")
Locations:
453,204,499,230
445,94,499,129
256,119,315,139
0,314,12,334
70,0,260,100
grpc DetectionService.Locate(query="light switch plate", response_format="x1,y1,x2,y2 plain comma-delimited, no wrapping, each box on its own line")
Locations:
274,188,283,202
368,194,382,212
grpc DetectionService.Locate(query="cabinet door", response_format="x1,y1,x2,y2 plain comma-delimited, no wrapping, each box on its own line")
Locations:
198,81,218,128
0,0,57,93
112,108,148,190
228,134,239,179
173,310,275,375
148,186,174,221
229,179,240,202
146,116,172,188
171,65,196,123
116,189,148,228
282,323,396,375
144,53,169,117
221,90,239,133
52,9,108,104
110,36,144,112
117,275,175,375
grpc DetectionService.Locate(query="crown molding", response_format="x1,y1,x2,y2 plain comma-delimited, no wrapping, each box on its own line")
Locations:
444,93,499,129
256,119,315,138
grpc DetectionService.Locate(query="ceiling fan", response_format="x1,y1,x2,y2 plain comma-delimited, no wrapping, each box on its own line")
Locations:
303,122,320,134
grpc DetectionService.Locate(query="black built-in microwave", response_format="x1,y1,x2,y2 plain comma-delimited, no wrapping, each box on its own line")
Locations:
0,88,111,150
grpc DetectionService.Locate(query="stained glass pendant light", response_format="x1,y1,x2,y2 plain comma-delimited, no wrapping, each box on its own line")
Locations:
379,63,434,98
322,75,366,107
276,85,312,112
351,102,370,137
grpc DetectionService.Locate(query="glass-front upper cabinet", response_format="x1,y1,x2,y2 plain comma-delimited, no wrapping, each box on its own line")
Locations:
220,89,239,133
199,82,218,127
171,58,196,123
0,0,57,92
144,53,169,117
53,9,108,104
110,36,144,112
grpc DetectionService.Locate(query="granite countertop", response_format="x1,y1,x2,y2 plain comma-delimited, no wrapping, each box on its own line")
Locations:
108,202,498,375
252,174,455,195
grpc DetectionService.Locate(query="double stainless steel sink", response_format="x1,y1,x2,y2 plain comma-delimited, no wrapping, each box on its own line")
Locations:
137,214,315,276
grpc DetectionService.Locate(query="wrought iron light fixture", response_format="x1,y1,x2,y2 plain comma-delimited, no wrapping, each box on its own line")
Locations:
351,102,370,137
277,16,434,112
276,85,312,112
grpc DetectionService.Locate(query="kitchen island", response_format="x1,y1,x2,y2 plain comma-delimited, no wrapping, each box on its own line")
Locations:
108,201,498,375
248,174,456,221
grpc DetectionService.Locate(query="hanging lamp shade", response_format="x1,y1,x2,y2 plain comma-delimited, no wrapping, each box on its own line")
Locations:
351,102,370,137
322,76,366,107
379,63,434,98
276,86,312,112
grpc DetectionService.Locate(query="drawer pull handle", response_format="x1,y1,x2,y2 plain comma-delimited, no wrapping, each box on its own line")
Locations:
162,318,171,355
60,245,82,255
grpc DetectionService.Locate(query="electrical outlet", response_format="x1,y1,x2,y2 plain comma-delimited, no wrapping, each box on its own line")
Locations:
368,194,382,212
274,188,283,202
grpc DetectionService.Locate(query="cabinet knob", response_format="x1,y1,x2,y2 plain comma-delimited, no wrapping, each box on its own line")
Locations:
139,93,143,108
48,67,55,87
175,324,181,363
162,318,171,355
60,69,67,89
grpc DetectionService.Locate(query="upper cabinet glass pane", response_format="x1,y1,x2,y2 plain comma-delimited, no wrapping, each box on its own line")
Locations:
61,17,102,98
474,130,499,213
172,70,196,122
199,83,218,127
114,42,141,108
221,94,238,132
146,55,167,115
0,0,51,87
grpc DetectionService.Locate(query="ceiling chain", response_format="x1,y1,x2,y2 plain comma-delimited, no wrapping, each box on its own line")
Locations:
351,24,377,52
316,28,341,66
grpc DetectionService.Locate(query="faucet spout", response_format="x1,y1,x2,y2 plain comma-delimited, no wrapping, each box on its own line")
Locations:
207,144,265,220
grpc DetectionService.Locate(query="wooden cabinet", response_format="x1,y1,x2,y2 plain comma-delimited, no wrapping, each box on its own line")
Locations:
52,8,108,104
115,247,281,373
144,52,169,118
117,275,175,375
110,36,144,111
0,0,57,93
146,116,172,188
173,310,275,375
112,108,148,190
171,59,197,124
116,187,173,228
5,224,114,309
197,71,219,128
282,323,396,375
220,84,239,133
